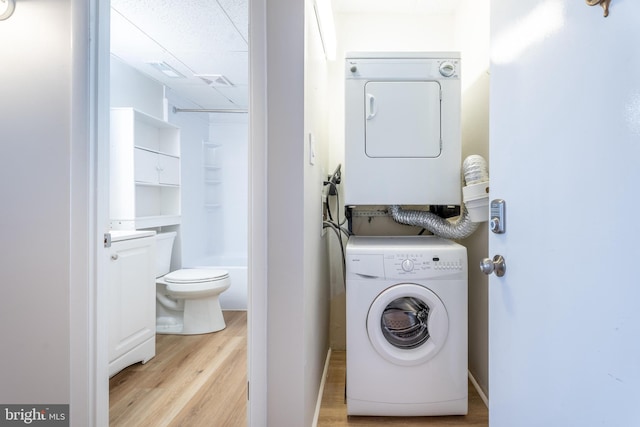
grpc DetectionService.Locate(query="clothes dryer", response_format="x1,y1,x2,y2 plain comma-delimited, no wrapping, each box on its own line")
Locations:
344,52,461,206
346,235,468,416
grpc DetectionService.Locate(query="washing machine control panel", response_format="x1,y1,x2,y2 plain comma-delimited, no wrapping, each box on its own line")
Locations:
384,252,465,279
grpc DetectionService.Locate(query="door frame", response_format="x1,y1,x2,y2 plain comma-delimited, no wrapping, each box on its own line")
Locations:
81,0,268,425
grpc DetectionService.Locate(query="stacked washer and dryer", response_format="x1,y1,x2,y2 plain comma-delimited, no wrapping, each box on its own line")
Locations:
343,52,487,417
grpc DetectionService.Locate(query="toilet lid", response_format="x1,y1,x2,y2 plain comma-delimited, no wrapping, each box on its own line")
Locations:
164,268,229,284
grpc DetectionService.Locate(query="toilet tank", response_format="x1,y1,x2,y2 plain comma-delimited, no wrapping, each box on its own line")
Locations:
155,232,177,278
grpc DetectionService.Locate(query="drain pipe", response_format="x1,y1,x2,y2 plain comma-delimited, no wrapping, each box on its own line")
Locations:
156,291,183,311
389,155,489,240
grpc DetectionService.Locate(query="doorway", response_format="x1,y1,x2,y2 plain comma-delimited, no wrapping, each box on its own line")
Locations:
101,1,251,425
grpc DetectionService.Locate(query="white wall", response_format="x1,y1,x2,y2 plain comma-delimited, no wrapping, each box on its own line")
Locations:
0,0,72,405
1,1,99,424
304,0,331,425
206,113,249,262
263,0,306,420
110,57,164,118
162,92,210,266
259,0,331,425
455,0,491,398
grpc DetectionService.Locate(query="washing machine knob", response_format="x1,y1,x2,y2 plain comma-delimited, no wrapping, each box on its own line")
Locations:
401,259,414,272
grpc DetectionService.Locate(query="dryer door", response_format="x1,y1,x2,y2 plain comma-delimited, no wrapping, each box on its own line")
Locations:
364,80,441,158
367,283,449,366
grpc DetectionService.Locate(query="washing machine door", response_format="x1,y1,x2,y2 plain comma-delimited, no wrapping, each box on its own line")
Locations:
367,283,449,366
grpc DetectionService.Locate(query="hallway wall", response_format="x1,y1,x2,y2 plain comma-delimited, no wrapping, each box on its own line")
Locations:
1,0,73,405
259,0,332,424
456,0,491,399
0,1,99,423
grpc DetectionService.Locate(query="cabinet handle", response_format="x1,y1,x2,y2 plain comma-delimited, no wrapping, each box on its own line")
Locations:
111,254,119,261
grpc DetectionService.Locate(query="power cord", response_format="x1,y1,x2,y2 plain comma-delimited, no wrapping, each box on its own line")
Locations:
323,164,349,289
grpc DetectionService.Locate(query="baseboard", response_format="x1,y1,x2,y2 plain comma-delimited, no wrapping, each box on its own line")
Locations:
312,348,333,427
468,370,489,408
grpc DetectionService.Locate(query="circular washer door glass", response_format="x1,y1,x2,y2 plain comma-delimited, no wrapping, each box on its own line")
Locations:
367,283,449,366
381,296,430,349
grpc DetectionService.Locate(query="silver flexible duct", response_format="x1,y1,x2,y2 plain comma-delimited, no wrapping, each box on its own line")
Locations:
389,155,489,240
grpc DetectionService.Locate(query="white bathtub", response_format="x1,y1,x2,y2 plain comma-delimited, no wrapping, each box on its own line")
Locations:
190,256,247,310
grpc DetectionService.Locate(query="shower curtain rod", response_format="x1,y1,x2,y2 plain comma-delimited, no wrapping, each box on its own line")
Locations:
172,107,248,114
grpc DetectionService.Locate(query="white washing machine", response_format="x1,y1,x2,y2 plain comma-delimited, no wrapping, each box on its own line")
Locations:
346,236,468,416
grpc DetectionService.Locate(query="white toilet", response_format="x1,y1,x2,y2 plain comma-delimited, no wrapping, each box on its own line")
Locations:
155,232,231,335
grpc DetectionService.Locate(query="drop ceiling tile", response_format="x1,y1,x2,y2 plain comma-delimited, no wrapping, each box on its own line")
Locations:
217,0,249,42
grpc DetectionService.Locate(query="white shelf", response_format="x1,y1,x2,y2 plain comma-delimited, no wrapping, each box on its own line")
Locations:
111,215,182,230
110,107,181,230
134,145,180,159
135,181,180,188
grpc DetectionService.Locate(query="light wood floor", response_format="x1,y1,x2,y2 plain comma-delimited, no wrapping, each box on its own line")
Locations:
110,312,488,426
109,310,247,427
318,351,489,426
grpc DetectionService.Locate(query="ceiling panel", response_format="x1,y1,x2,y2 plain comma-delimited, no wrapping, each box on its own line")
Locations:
333,0,462,14
110,0,460,110
111,0,248,110
217,0,249,42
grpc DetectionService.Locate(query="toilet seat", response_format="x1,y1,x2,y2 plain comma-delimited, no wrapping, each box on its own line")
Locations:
160,269,230,294
164,268,229,283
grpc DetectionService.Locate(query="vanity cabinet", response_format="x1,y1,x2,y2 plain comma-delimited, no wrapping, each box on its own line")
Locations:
108,230,156,377
110,107,181,230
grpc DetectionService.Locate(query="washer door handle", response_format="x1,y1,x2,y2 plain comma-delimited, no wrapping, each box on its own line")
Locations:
480,255,506,277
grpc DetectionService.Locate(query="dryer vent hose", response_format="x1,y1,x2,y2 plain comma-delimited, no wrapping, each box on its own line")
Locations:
389,155,489,240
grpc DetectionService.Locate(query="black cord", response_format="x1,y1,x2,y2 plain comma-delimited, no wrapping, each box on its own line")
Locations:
322,176,350,289
324,181,347,227
323,221,348,288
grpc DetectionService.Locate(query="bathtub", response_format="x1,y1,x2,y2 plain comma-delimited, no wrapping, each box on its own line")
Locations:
190,255,247,310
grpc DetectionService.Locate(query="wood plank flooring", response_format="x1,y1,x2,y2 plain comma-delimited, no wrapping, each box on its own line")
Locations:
109,310,247,427
110,312,488,426
318,351,489,426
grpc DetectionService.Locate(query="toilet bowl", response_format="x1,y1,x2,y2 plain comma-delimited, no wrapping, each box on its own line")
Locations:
155,232,231,335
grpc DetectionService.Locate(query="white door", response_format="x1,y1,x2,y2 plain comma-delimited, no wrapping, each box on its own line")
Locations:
489,1,640,426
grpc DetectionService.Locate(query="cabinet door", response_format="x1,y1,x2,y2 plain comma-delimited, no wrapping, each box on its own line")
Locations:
134,148,159,184
158,154,180,185
108,236,156,363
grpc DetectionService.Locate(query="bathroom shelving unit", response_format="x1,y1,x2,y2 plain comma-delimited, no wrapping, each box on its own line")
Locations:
203,141,223,209
110,107,181,230
202,140,224,254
